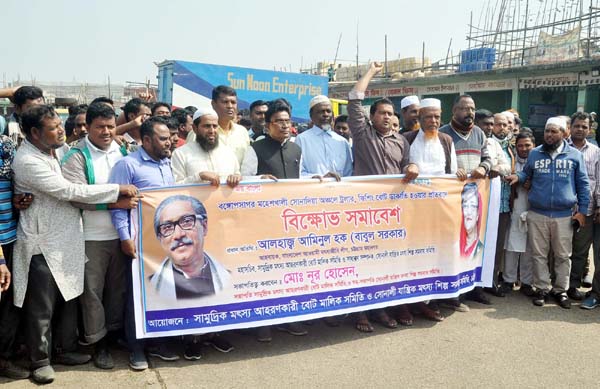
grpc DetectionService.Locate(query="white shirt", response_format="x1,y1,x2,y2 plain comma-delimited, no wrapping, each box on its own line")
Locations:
171,140,240,184
409,130,457,175
241,147,259,177
82,138,124,240
550,141,565,160
56,143,70,161
486,137,511,176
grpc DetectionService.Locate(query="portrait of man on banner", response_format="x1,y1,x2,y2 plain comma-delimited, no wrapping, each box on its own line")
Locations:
150,194,231,300
459,182,484,262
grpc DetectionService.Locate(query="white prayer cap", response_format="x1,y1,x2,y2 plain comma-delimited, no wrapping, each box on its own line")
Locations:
419,98,441,109
309,95,331,109
192,106,218,122
501,111,515,121
400,95,420,109
546,116,567,131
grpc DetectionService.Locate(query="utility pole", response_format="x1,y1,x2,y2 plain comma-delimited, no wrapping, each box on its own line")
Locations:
588,0,592,58
468,11,473,49
521,0,529,66
384,34,388,77
421,42,425,73
356,20,360,80
445,38,453,70
333,33,342,66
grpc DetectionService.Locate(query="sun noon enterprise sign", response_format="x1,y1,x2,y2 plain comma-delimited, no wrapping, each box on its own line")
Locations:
172,60,328,122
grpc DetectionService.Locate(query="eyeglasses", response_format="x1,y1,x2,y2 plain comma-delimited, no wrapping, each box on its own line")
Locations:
272,119,291,126
157,214,204,237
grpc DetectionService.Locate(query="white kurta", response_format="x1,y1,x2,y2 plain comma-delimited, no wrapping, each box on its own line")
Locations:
12,140,120,307
171,141,240,184
486,137,511,176
186,122,250,166
409,130,458,175
504,159,528,252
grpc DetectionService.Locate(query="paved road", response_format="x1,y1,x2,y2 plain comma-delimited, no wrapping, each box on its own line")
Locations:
2,290,599,388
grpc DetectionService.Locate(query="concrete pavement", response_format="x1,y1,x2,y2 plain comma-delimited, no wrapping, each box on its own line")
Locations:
2,290,600,388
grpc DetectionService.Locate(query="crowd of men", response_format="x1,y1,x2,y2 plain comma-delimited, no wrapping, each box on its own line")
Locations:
0,61,596,384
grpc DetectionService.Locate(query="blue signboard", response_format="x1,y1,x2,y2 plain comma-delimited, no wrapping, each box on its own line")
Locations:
165,60,328,123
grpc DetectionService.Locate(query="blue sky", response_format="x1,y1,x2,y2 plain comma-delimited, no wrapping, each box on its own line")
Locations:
1,0,490,84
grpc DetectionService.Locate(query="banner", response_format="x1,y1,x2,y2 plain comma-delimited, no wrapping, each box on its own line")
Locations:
532,26,582,65
169,60,328,122
133,176,499,338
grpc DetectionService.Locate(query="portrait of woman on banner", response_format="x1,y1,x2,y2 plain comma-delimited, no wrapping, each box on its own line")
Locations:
459,182,484,262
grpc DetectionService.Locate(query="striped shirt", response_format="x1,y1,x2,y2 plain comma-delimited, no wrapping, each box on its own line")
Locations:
0,179,16,244
572,140,600,215
439,124,492,174
0,136,16,245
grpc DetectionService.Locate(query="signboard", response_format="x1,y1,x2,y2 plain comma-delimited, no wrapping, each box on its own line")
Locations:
169,60,328,122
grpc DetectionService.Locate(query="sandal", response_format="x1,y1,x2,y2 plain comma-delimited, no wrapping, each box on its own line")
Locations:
415,302,445,322
371,309,398,329
395,305,414,326
355,312,374,333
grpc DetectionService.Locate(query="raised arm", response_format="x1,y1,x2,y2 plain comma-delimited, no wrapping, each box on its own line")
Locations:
347,62,384,139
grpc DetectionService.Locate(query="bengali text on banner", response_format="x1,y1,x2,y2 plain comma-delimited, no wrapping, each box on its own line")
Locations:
132,176,500,338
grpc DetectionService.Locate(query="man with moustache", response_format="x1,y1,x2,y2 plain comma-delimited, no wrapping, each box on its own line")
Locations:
171,107,241,187
295,95,353,177
565,112,600,302
475,109,494,137
440,94,492,308
165,106,243,358
404,98,457,175
347,62,419,333
115,98,152,152
440,95,491,182
239,99,307,340
241,99,302,179
61,103,138,370
109,116,179,370
402,97,457,324
506,117,590,308
12,105,136,383
485,113,514,297
398,95,420,134
501,110,516,136
503,131,536,297
186,86,250,166
247,100,269,141
150,195,231,299
1,86,44,144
